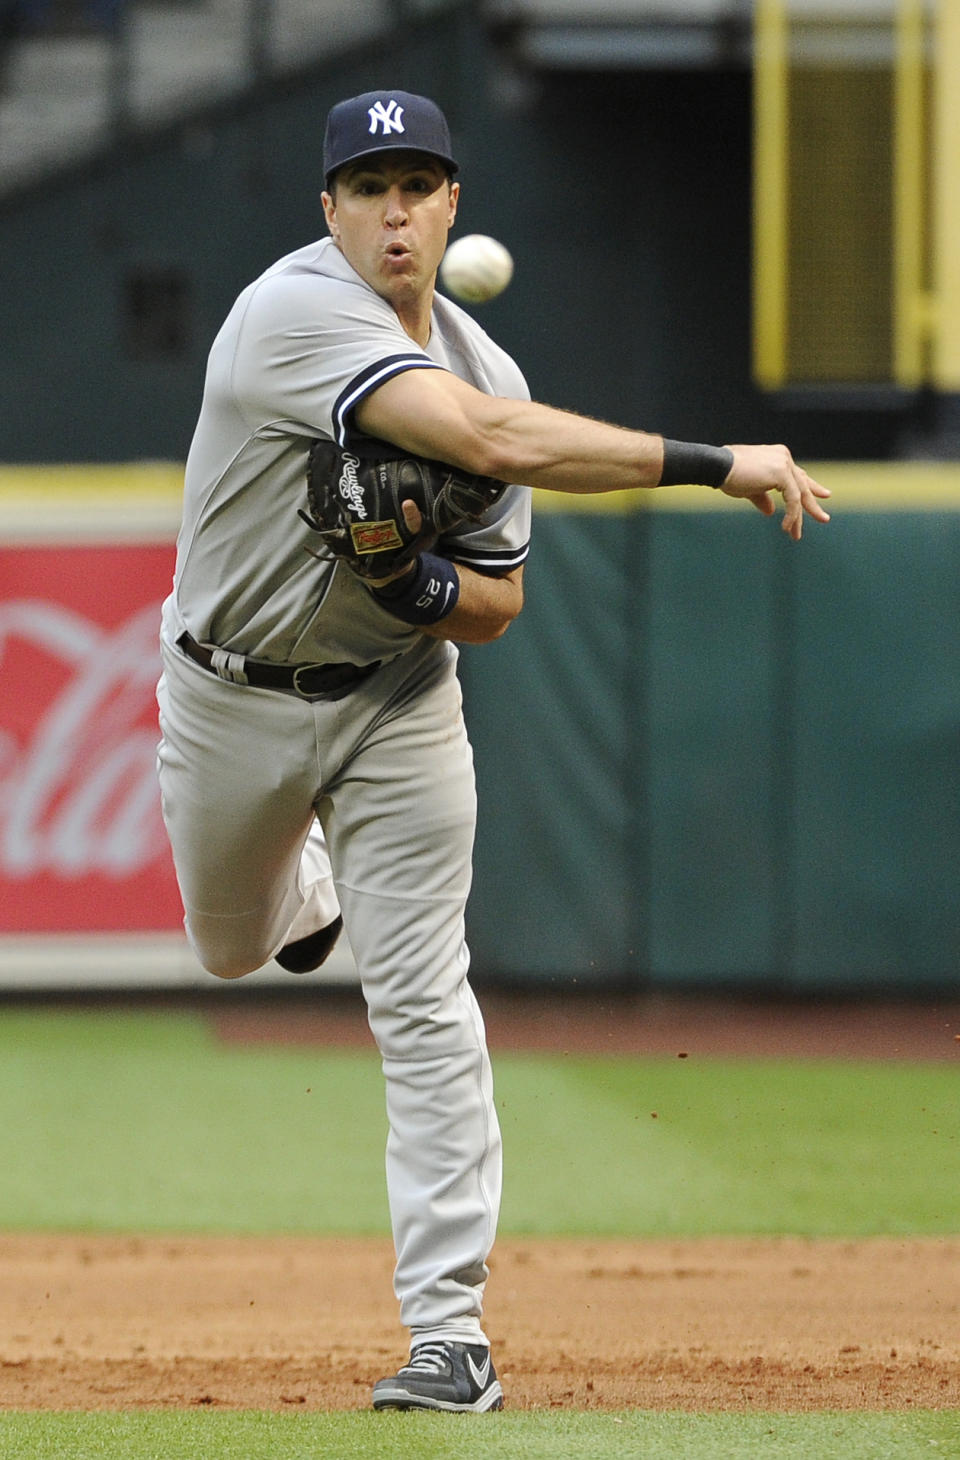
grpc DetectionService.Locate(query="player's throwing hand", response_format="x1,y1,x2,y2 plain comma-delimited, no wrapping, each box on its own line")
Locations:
718,444,831,541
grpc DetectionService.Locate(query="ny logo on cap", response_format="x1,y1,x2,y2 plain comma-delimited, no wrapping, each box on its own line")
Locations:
368,100,405,137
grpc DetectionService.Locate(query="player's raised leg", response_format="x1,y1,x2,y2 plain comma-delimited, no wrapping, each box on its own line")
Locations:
157,641,336,979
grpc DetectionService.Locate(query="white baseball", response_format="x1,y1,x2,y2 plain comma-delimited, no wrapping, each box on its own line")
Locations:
440,234,514,303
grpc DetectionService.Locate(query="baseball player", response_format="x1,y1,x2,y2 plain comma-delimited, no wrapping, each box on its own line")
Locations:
156,88,830,1414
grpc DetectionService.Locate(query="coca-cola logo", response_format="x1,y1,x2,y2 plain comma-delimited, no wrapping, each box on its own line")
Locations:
0,598,166,879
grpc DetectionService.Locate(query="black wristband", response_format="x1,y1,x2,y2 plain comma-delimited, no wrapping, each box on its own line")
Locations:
659,439,734,488
371,552,460,625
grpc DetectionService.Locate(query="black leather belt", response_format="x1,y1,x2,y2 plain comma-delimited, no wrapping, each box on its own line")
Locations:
178,633,381,702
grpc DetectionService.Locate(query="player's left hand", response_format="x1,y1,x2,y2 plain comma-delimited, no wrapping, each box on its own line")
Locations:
364,502,424,587
718,444,831,541
302,437,507,581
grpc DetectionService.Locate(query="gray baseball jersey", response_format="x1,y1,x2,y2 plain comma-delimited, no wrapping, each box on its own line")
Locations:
161,235,531,665
158,233,531,1352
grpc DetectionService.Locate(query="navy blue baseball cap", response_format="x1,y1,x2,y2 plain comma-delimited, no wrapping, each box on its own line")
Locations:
323,90,459,186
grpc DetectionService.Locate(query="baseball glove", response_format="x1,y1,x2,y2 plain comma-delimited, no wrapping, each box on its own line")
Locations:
301,437,508,581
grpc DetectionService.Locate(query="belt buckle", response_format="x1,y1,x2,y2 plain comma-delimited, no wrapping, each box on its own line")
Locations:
292,662,332,699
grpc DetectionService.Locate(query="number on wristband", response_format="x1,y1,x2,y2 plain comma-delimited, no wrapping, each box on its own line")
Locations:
372,554,460,625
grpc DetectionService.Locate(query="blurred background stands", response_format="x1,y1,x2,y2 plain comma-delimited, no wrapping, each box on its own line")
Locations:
0,0,442,190
0,1,757,193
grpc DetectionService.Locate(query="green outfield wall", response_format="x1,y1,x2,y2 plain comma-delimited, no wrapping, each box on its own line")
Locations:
0,462,954,993
461,466,960,993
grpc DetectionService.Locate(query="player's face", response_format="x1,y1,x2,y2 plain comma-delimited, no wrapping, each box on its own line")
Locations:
323,153,459,310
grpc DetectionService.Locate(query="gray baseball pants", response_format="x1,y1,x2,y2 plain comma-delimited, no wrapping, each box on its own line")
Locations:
156,633,501,1345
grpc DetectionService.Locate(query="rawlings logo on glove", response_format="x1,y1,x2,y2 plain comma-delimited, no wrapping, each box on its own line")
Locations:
337,453,369,518
301,437,508,581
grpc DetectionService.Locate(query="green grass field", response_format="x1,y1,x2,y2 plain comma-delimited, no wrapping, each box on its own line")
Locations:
0,1006,956,1459
1,1408,958,1460
0,1008,955,1237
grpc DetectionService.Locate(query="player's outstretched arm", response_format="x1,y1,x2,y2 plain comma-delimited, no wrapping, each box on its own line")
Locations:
355,369,830,540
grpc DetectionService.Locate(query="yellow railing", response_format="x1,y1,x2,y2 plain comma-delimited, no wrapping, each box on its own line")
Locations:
754,0,959,391
893,0,930,386
932,0,960,387
753,0,789,389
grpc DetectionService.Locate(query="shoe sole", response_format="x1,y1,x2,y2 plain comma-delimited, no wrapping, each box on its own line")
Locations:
372,1379,504,1413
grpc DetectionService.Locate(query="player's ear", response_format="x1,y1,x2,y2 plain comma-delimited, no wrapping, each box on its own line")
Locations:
322,190,340,242
447,179,460,228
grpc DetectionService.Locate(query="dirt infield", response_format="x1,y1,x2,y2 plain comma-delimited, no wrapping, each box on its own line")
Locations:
1,1234,958,1411
2,992,958,1412
210,988,960,1061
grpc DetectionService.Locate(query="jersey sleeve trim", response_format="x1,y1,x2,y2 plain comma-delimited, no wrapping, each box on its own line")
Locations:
333,354,444,446
445,540,530,574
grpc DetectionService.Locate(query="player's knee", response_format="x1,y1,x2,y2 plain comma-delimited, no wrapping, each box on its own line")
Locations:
204,961,256,981
192,943,267,981
201,959,257,981
185,917,276,980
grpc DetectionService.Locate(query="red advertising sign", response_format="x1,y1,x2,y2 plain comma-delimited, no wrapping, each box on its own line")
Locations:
0,544,183,931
